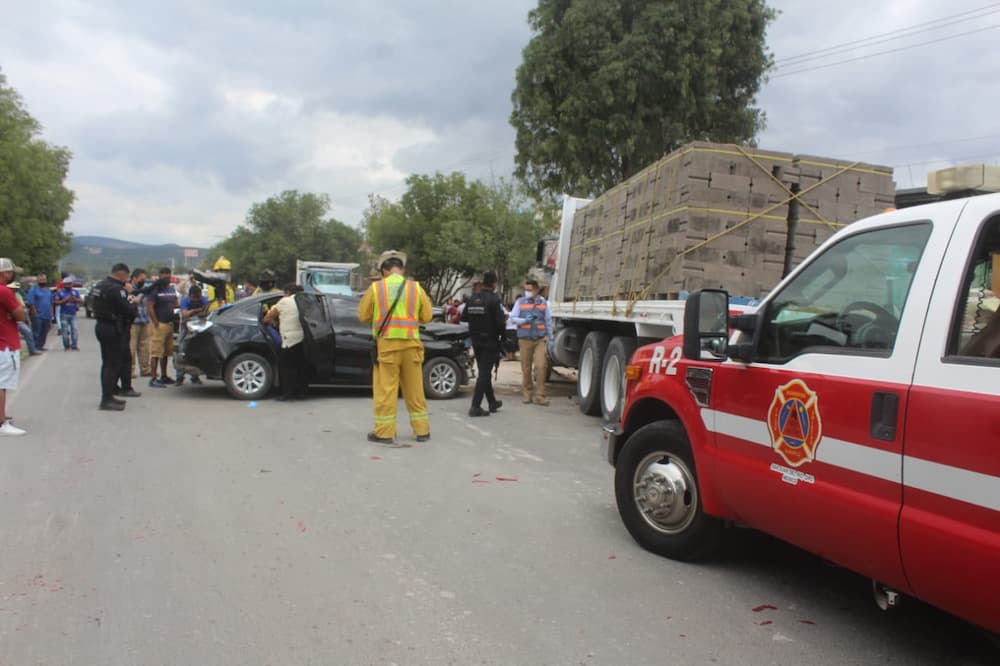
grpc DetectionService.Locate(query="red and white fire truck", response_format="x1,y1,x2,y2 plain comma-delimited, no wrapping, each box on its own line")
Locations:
603,171,1000,634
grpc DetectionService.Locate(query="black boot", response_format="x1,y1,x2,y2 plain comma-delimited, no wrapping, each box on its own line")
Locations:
99,399,125,411
489,400,503,413
468,405,490,417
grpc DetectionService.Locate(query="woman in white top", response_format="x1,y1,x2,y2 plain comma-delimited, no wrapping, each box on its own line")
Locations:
263,284,307,400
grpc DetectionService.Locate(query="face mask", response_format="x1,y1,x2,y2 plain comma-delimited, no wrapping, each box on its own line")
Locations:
524,290,534,299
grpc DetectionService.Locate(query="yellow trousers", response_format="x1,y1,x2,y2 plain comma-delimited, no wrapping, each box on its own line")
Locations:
371,342,429,439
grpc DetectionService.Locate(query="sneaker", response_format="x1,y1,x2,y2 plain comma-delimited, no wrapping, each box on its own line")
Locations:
149,378,166,388
522,397,532,404
489,400,503,413
29,350,43,356
367,432,404,447
468,406,490,417
0,421,26,436
118,389,142,398
532,397,550,406
99,400,125,411
416,433,431,443
159,376,176,385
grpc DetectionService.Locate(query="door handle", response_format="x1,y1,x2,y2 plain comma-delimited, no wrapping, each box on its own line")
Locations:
870,391,899,441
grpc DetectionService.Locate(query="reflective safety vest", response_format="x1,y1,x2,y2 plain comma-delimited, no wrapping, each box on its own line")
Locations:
517,298,548,339
207,284,236,311
373,274,421,340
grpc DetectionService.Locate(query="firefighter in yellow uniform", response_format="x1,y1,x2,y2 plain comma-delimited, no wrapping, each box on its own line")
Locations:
205,256,237,311
358,250,433,446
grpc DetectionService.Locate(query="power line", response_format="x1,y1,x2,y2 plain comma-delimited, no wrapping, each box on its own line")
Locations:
775,2,1000,67
771,23,1000,78
836,134,1000,159
774,5,1000,68
891,151,1000,169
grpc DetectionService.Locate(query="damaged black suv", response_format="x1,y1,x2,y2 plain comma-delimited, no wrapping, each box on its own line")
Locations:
176,292,473,400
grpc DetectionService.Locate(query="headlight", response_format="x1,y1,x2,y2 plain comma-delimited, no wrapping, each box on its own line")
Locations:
186,319,213,334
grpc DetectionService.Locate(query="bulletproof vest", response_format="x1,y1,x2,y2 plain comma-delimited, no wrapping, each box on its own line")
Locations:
91,278,123,321
466,291,500,348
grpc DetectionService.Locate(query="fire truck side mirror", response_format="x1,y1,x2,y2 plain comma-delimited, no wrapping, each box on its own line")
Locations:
683,289,729,361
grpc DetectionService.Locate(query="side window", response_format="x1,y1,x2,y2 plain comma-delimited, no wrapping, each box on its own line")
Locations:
948,214,1000,360
758,223,932,363
328,297,367,332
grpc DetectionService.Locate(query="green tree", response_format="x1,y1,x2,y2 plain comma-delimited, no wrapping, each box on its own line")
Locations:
211,190,362,285
0,70,74,273
510,0,776,198
439,179,548,303
364,173,549,304
364,173,483,303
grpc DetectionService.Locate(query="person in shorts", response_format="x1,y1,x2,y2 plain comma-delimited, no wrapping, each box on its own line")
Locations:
146,267,179,387
0,258,28,435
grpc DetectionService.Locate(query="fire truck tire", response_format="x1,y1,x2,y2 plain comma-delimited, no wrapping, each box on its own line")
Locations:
577,331,611,415
601,336,637,423
615,421,722,561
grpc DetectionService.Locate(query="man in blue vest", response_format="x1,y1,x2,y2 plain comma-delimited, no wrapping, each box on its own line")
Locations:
510,279,552,406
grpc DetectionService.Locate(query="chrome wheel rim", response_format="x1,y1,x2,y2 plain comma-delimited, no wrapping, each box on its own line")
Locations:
233,359,267,396
602,354,622,415
633,451,698,535
579,347,594,398
428,362,457,395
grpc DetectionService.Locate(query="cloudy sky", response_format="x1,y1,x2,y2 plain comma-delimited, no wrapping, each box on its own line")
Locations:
2,0,999,247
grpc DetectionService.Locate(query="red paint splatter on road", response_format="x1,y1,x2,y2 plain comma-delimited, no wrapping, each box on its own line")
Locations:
607,555,616,560
679,634,686,638
296,521,307,533
798,619,816,625
472,479,490,484
472,473,481,477
758,620,773,626
495,476,519,482
370,456,382,460
752,604,777,612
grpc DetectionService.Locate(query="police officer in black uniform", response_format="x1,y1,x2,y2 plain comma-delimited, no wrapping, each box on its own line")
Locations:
461,271,506,417
92,263,137,411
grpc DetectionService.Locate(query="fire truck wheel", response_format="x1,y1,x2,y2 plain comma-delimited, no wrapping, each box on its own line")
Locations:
601,336,637,423
615,420,722,561
577,331,610,415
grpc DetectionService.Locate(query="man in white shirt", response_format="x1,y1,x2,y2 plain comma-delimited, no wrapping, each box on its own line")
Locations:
263,284,307,401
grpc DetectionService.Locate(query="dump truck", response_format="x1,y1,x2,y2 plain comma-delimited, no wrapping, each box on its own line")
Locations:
296,260,362,296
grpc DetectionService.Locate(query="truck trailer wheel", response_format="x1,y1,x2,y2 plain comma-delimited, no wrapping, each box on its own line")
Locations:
577,331,610,415
601,336,637,423
614,421,722,561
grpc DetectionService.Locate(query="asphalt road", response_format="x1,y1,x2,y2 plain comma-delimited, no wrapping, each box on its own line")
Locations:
0,325,995,665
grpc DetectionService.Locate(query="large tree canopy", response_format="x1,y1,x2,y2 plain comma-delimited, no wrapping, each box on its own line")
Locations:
510,0,776,198
211,190,362,285
364,173,545,303
0,70,74,274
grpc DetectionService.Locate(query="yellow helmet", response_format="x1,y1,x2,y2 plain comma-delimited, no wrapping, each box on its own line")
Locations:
213,256,232,271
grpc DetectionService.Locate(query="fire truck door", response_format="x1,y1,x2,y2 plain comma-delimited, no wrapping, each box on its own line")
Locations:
707,222,934,590
901,205,1000,633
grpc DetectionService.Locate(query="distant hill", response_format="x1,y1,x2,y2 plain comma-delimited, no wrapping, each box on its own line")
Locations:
62,236,210,279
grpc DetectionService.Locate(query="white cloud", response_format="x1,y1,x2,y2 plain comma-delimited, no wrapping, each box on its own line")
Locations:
4,0,1000,248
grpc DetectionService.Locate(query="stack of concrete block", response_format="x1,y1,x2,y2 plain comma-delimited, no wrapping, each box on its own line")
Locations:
563,142,895,301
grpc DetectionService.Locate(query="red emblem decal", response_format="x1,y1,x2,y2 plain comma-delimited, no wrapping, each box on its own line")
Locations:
767,379,822,468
